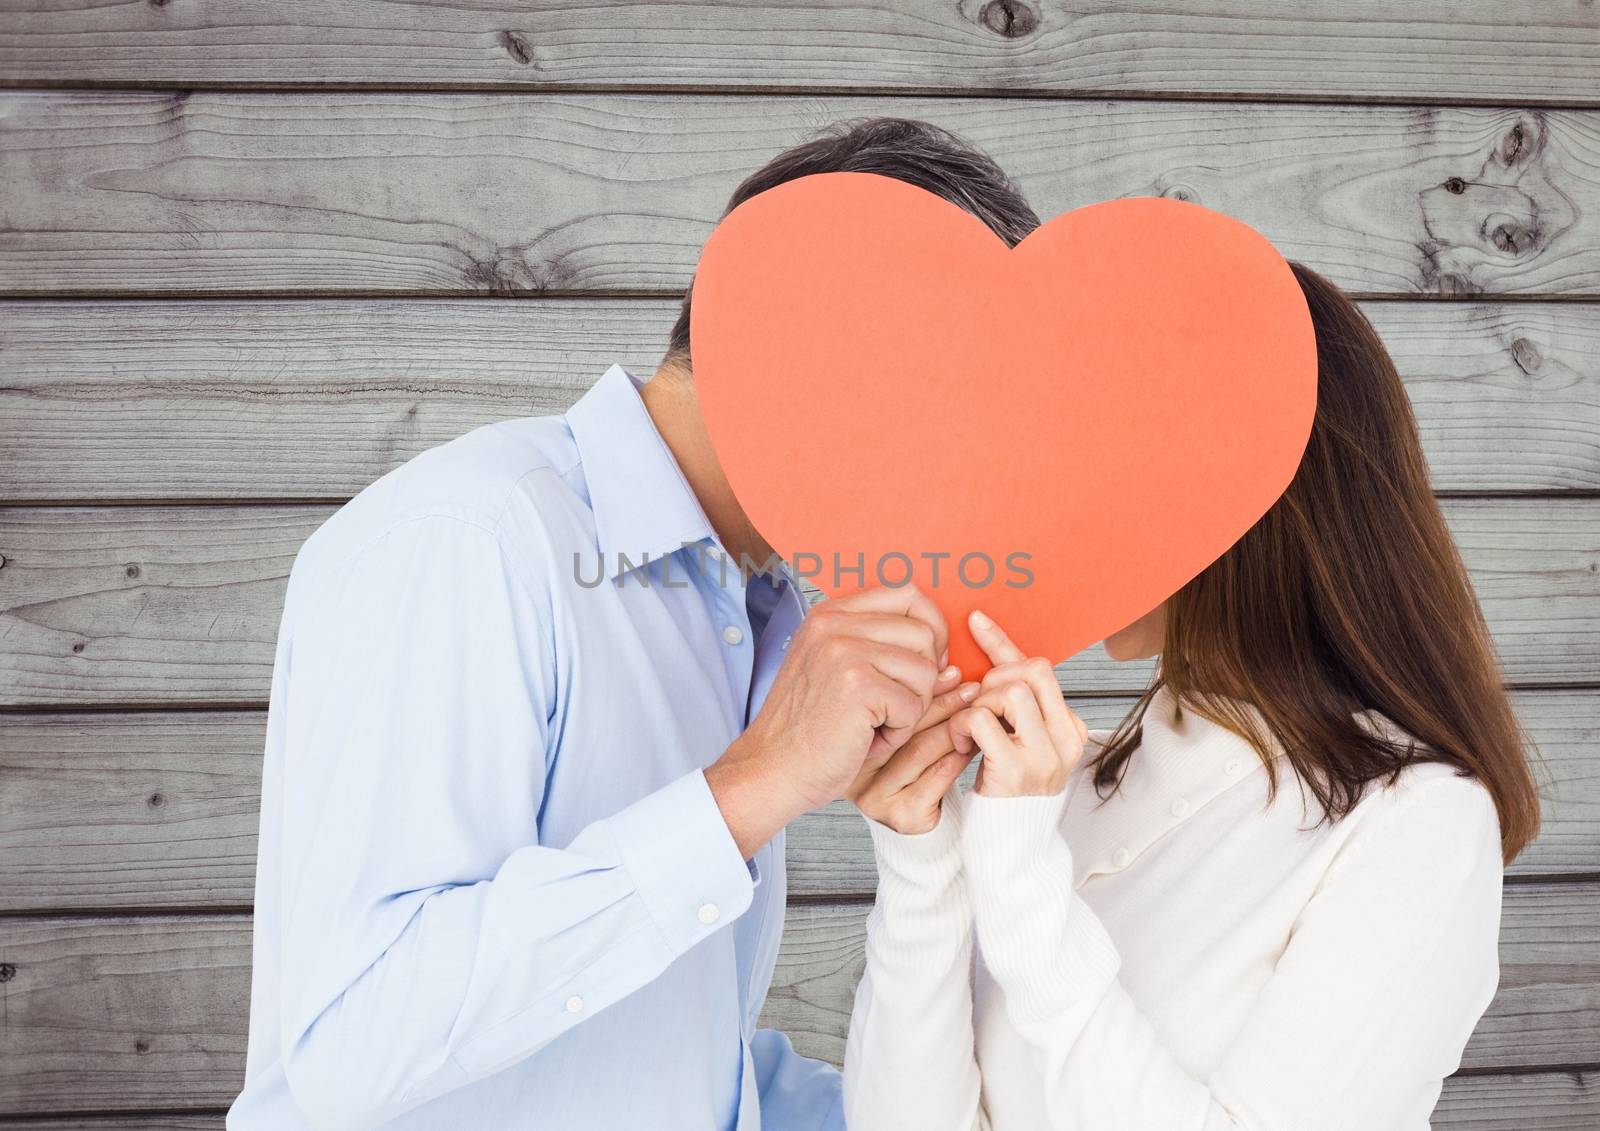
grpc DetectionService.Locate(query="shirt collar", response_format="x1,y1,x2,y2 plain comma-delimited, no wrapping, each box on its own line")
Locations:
1066,685,1292,883
567,365,717,578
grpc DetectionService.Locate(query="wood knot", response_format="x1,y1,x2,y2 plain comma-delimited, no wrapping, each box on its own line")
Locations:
977,0,1040,38
135,1038,152,1054
1443,177,1467,195
499,30,534,65
148,0,170,6
1508,337,1543,375
71,642,85,654
0,963,15,983
1497,118,1542,167
0,553,7,569
148,792,167,808
1488,218,1539,255
125,563,141,579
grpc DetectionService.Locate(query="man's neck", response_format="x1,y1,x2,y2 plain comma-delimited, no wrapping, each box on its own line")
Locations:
640,361,776,570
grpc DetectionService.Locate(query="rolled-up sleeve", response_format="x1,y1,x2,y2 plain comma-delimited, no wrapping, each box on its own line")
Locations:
272,511,753,1131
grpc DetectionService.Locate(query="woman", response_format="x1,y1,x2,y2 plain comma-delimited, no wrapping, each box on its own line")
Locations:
842,264,1541,1130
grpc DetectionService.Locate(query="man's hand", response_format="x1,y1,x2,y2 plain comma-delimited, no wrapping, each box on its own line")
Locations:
706,585,955,858
850,680,980,835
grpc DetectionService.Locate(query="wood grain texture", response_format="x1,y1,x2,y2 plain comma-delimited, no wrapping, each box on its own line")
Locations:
1,1,1597,104
3,498,1594,707
1430,1072,1600,1129
0,915,250,1113
2,93,1596,298
4,691,1592,913
0,892,1592,1111
2,298,1596,501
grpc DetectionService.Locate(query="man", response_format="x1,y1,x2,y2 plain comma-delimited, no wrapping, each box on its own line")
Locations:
229,118,1039,1131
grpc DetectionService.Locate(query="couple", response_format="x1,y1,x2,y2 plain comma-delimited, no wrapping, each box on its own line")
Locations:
229,119,1538,1130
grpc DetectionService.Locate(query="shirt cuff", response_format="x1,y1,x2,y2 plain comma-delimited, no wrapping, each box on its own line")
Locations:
608,769,755,956
961,790,1121,1025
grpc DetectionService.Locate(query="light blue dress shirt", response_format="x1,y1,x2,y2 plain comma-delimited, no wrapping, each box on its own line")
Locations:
228,366,842,1130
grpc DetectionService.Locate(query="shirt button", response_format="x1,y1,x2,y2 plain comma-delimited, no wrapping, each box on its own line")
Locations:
1170,798,1190,818
1112,847,1132,868
564,995,584,1014
722,625,744,646
697,902,721,925
1224,758,1243,776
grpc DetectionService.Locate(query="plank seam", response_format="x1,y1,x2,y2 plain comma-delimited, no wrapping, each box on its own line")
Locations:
0,80,1597,113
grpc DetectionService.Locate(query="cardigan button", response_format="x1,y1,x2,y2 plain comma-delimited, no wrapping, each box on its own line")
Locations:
1111,847,1132,868
1170,798,1190,818
1224,758,1243,776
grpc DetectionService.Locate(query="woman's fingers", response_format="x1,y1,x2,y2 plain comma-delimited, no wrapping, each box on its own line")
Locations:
906,749,974,810
852,718,976,828
971,682,1049,753
982,657,1079,762
951,704,1013,757
849,681,978,800
968,608,1026,666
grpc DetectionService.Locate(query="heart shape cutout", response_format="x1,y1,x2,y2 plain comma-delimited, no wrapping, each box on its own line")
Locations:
693,173,1316,677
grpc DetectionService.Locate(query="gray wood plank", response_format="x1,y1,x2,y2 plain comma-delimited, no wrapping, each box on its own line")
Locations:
2,691,1592,913
1431,1072,1600,1129
0,915,250,1113
2,1070,1596,1127
3,498,1593,707
2,299,1595,500
0,712,266,911
2,94,1596,297
1,2,1596,104
0,891,1591,1111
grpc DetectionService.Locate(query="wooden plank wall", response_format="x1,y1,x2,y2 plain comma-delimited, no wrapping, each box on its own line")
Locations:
1,2,1597,1125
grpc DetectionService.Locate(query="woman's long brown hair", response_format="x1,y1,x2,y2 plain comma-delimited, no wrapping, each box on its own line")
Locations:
1090,263,1541,863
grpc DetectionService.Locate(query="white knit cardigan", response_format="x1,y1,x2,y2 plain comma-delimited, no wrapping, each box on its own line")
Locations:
843,686,1504,1131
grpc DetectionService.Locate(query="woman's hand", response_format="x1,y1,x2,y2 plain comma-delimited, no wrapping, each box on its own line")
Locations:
848,679,980,834
952,610,1088,798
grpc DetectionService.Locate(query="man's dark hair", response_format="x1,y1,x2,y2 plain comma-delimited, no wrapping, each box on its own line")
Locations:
664,117,1039,367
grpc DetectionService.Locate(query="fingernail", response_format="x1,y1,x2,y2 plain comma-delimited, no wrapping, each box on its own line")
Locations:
939,647,950,667
969,609,992,629
938,665,960,683
958,681,980,702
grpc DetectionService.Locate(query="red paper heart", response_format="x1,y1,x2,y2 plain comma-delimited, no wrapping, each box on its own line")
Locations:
693,173,1317,677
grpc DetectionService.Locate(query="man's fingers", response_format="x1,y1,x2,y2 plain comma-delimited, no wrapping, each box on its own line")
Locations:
822,611,943,665
863,660,935,751
920,680,981,728
833,586,950,669
851,676,967,788
850,640,940,704
968,609,1026,665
